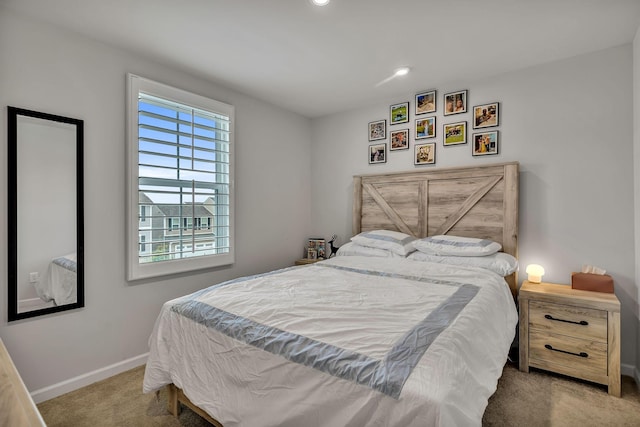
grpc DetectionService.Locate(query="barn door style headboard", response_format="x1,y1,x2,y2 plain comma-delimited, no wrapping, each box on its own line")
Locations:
353,162,519,294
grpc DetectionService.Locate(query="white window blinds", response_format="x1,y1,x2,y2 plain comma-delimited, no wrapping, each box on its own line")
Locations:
127,74,234,280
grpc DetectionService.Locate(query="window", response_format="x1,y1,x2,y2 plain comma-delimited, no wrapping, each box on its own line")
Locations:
167,217,181,231
126,74,234,280
140,235,146,253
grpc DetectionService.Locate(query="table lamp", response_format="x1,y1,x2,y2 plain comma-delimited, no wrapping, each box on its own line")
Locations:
526,264,545,283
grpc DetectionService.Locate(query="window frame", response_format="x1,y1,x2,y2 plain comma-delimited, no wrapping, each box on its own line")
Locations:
126,73,235,280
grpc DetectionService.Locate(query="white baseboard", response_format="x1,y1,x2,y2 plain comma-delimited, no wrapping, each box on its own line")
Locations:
30,352,148,404
18,297,55,311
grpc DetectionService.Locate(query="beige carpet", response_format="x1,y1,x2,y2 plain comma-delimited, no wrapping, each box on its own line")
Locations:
484,364,640,426
37,363,640,426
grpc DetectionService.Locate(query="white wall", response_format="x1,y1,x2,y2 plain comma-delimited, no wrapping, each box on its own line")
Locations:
0,9,312,394
311,45,639,372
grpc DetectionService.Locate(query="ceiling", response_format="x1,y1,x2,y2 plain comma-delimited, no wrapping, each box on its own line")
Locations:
3,0,640,118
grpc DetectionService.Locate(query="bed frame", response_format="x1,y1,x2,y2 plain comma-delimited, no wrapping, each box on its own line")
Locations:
167,384,222,426
0,338,46,426
166,161,519,423
353,161,519,295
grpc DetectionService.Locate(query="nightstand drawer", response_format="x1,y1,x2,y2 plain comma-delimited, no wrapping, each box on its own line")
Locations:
529,330,607,378
529,300,607,342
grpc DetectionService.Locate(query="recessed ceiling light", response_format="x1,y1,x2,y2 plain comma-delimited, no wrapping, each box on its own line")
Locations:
311,0,330,6
374,67,412,87
394,67,410,77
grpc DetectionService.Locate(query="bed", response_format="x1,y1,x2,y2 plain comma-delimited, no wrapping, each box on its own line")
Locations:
143,162,519,426
34,252,77,306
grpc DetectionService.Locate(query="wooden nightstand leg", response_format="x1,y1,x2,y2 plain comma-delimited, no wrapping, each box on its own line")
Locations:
608,311,621,397
518,299,529,372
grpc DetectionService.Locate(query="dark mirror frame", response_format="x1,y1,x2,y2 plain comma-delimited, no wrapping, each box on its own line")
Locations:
8,106,84,321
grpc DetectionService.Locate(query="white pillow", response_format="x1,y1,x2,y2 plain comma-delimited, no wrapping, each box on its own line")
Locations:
336,242,405,258
407,251,518,276
412,235,501,257
350,230,416,256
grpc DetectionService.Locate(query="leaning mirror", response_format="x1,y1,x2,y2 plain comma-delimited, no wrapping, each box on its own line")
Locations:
8,107,84,321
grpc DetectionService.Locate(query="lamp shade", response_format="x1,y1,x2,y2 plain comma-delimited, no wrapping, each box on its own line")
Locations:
526,264,545,283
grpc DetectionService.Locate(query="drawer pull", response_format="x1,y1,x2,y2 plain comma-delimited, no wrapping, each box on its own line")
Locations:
544,344,588,358
544,314,588,326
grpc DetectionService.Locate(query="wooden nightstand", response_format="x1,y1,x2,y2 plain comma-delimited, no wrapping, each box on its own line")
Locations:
295,258,322,266
518,280,621,397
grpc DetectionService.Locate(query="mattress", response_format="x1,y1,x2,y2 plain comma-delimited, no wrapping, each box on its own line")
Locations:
143,256,517,426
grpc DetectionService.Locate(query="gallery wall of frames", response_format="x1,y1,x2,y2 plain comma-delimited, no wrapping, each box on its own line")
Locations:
367,89,500,166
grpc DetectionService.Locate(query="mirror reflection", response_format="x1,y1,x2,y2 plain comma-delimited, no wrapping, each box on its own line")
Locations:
8,107,84,321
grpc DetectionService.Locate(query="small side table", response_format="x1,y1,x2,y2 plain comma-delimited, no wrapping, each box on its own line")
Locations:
295,258,322,266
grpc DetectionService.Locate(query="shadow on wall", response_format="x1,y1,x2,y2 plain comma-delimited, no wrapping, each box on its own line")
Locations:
518,169,551,283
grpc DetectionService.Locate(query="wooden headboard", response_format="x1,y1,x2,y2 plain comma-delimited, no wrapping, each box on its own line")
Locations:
353,162,519,295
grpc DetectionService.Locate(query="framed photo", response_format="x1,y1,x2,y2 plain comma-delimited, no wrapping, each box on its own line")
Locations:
369,143,387,164
307,248,317,260
368,119,386,141
415,117,435,139
308,238,326,259
415,143,435,165
473,102,499,129
472,131,499,156
415,90,436,115
390,129,409,150
390,102,409,125
444,90,467,115
443,121,467,146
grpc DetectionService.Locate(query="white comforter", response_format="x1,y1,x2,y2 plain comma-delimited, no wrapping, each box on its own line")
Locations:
143,256,517,426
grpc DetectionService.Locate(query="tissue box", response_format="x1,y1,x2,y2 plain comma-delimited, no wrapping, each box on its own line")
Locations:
571,272,614,293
